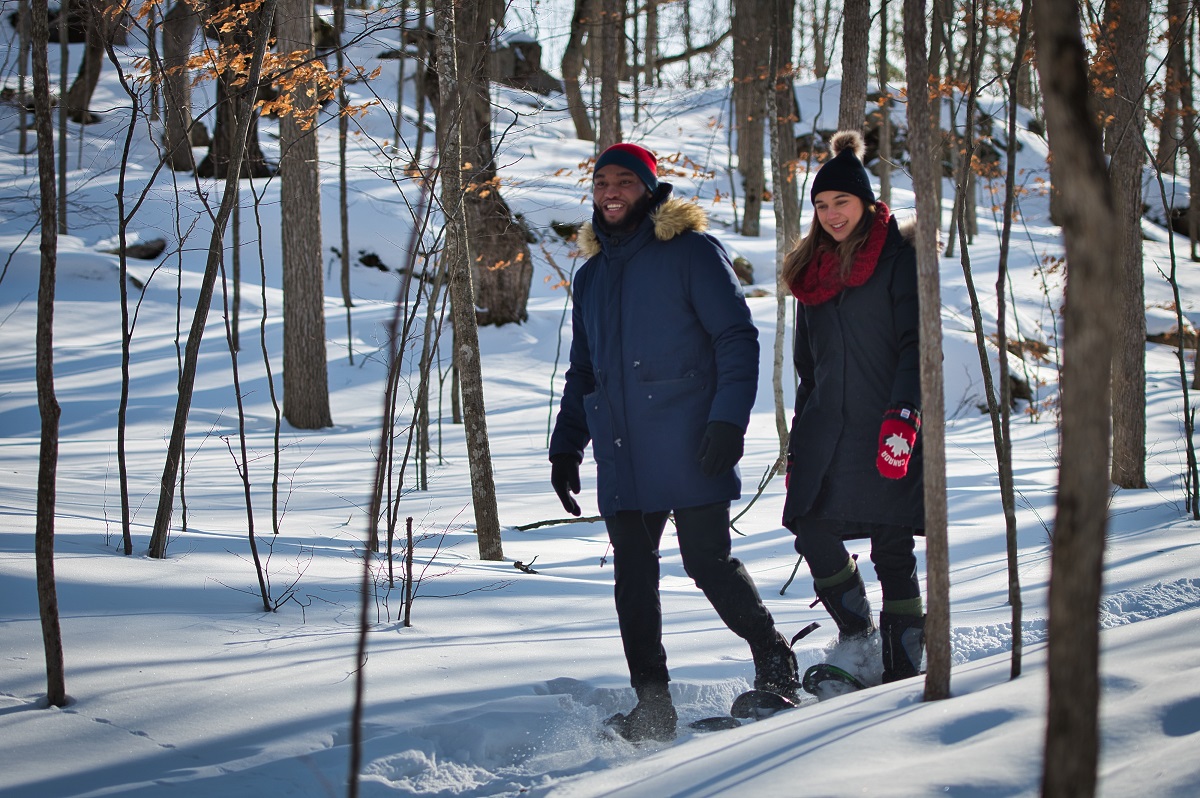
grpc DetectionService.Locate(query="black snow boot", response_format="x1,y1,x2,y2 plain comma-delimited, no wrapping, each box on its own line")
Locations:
752,631,801,701
815,564,876,641
605,683,677,742
880,612,926,683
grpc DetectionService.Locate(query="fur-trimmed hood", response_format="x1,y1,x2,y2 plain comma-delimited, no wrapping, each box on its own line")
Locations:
577,196,709,258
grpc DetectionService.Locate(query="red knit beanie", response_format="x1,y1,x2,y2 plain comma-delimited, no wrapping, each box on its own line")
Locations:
594,143,659,192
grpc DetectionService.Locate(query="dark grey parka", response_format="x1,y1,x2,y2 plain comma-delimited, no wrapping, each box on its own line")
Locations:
549,187,758,516
782,215,925,532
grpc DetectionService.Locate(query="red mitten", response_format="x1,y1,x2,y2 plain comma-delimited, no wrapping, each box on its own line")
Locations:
876,405,921,479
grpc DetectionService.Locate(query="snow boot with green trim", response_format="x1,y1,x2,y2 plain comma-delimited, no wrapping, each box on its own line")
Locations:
815,562,876,641
880,612,925,683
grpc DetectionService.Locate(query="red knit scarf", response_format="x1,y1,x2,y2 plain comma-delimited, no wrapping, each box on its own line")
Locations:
790,202,892,306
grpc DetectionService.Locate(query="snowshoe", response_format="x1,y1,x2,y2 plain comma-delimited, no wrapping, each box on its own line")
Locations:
688,688,799,732
801,663,868,701
688,715,743,732
730,688,798,719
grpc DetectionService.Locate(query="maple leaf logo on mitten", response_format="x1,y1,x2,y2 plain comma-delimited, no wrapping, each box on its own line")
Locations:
883,433,912,460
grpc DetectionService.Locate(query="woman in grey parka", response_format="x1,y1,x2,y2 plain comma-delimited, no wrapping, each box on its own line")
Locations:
782,130,926,684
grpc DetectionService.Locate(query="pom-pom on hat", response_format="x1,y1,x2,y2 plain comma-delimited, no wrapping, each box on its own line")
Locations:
810,130,875,205
594,143,659,192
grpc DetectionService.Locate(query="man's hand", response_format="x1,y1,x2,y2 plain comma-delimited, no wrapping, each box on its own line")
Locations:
696,421,745,478
550,454,582,516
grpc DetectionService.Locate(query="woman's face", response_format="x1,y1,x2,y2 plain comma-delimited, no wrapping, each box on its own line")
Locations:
813,191,865,243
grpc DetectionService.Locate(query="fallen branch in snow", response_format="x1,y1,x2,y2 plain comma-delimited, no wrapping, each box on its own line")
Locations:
513,515,603,531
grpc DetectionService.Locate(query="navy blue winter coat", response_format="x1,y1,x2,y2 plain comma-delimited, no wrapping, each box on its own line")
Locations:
782,215,925,532
549,187,758,516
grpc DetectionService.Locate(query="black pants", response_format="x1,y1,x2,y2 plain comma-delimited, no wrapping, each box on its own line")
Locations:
604,502,779,690
791,517,921,604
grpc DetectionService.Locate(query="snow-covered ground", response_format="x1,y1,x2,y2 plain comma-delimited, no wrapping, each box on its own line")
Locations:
2,10,1200,798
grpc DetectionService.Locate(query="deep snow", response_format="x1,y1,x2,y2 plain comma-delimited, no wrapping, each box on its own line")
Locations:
2,9,1200,798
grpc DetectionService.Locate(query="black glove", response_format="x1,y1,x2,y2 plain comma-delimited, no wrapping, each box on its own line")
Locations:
550,454,582,516
696,421,745,478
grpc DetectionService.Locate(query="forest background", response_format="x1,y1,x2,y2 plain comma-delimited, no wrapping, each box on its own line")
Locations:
2,0,1200,796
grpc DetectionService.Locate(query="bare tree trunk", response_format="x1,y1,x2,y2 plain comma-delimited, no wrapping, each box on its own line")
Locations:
451,345,462,424
1157,0,1187,170
562,0,597,142
161,0,200,171
998,0,1032,679
1016,46,1036,114
196,0,274,180
733,0,768,237
105,31,146,557
947,0,983,261
435,0,502,561
952,0,1027,686
148,0,280,558
63,0,110,124
965,155,978,239
1105,0,1149,489
57,0,68,233
233,194,243,354
966,0,984,243
644,0,658,86
930,0,949,212
414,0,430,161
1146,138,1200,517
1033,0,1120,794
597,0,623,148
394,0,407,147
278,0,333,429
953,0,1021,687
456,2,535,326
942,0,978,255
145,1,160,121
418,256,449,491
18,0,31,156
31,0,68,708
629,3,640,121
217,205,272,612
1183,12,1200,265
768,0,798,459
903,0,951,703
811,0,834,78
681,0,693,87
876,0,892,205
335,0,353,364
838,0,870,131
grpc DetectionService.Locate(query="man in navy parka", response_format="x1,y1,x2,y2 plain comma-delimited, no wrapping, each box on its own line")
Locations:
548,143,798,742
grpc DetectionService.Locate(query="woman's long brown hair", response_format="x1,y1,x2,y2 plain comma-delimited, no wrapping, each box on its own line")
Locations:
781,201,879,290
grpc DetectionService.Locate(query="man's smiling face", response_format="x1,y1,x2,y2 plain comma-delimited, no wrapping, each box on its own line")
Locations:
593,165,648,228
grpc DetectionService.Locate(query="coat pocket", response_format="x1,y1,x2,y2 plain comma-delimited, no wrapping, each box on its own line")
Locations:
630,372,710,459
583,389,616,470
